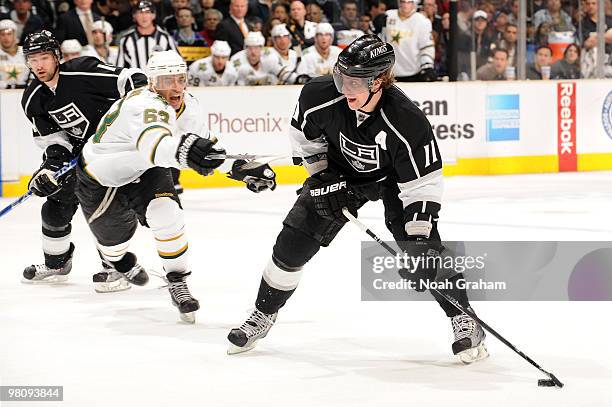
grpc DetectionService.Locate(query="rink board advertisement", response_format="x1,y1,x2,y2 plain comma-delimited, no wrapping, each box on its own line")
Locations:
1,80,612,196
361,241,612,301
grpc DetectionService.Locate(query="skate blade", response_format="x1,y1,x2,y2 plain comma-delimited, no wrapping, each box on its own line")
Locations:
227,342,257,355
94,280,132,293
21,275,69,284
179,312,196,324
458,342,489,364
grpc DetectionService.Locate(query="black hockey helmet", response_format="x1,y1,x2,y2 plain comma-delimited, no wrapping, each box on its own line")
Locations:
133,0,155,13
23,30,61,60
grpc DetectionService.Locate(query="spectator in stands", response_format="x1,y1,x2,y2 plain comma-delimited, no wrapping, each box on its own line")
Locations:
533,0,574,33
315,0,341,25
248,0,273,25
297,22,340,78
271,2,289,24
0,19,29,88
99,0,133,34
61,39,83,61
359,14,374,34
173,7,208,45
163,0,189,32
306,2,325,23
287,0,316,47
492,10,508,43
421,0,442,36
189,39,238,85
526,44,552,79
497,22,517,66
214,0,249,55
55,0,101,45
368,0,386,21
333,0,359,31
9,0,44,44
470,10,494,68
382,0,436,81
534,21,551,46
476,48,509,80
505,0,518,25
551,43,580,79
580,0,612,55
231,31,277,85
201,8,222,45
247,16,263,31
82,20,117,63
262,16,281,45
435,11,449,76
265,23,298,84
116,0,178,68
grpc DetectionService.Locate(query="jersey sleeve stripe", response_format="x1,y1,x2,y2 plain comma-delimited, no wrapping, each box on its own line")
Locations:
380,108,421,178
23,84,42,116
150,133,171,163
136,125,171,150
301,95,346,131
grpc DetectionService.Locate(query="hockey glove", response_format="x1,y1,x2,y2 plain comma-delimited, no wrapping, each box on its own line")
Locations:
176,133,225,176
227,159,277,193
398,240,442,292
307,172,356,222
419,67,437,82
29,145,74,197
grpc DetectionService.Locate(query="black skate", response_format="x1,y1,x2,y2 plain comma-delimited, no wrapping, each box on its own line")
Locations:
166,271,199,323
227,308,277,355
451,312,489,364
22,243,75,284
93,261,131,293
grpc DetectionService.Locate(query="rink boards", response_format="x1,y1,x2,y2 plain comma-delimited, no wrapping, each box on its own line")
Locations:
1,79,611,197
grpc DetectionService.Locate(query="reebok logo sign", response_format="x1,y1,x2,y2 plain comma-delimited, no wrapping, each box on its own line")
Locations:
557,82,577,172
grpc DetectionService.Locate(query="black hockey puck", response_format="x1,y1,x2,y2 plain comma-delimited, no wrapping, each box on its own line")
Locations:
538,379,556,387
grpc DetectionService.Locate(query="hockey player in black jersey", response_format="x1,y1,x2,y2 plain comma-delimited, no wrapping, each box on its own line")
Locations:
227,35,489,363
20,30,148,288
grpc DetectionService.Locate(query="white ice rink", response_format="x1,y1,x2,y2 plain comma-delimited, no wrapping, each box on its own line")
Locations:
1,171,611,407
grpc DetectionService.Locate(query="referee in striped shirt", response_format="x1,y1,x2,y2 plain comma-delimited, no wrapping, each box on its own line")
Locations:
116,0,179,69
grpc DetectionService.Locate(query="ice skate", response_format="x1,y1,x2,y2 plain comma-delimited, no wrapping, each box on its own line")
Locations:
166,271,199,323
93,262,131,293
22,243,74,284
451,312,489,364
227,308,277,355
119,263,149,286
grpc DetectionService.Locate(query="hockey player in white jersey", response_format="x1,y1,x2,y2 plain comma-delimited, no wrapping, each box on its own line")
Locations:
231,32,278,86
296,23,341,79
76,51,227,322
380,0,436,81
0,20,29,89
188,40,238,87
82,21,118,64
263,24,299,84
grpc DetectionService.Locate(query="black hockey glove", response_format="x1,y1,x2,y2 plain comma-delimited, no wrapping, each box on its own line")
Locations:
419,67,437,82
29,145,74,197
227,159,277,193
176,133,225,176
307,172,356,222
294,74,311,84
398,240,442,292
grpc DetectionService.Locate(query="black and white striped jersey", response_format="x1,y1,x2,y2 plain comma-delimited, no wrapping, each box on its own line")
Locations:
115,26,178,69
290,75,443,236
21,56,147,155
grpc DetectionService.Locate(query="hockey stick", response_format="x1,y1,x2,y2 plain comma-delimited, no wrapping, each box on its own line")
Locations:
0,158,78,219
205,153,285,162
342,208,564,388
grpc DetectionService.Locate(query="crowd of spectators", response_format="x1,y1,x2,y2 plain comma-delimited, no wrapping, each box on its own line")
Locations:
0,0,610,88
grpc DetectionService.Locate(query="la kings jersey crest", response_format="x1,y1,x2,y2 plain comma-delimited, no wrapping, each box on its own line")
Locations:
339,132,380,172
48,102,90,138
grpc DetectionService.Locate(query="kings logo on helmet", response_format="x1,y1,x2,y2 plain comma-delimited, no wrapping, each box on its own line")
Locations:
370,45,388,59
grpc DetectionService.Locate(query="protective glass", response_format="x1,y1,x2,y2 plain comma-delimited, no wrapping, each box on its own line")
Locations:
332,65,371,94
153,73,187,90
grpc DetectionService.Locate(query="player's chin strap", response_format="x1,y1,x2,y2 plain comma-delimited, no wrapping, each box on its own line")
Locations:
360,82,382,109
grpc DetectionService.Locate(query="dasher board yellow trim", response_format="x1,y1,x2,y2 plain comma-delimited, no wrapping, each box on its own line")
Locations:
3,154,612,197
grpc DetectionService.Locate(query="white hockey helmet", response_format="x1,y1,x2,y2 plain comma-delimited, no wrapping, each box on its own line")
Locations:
92,20,114,43
244,31,265,47
61,39,82,54
270,23,290,37
315,22,334,36
146,50,187,78
211,40,231,57
0,19,17,32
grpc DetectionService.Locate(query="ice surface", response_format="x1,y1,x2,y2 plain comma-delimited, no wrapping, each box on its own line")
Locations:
1,172,611,406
